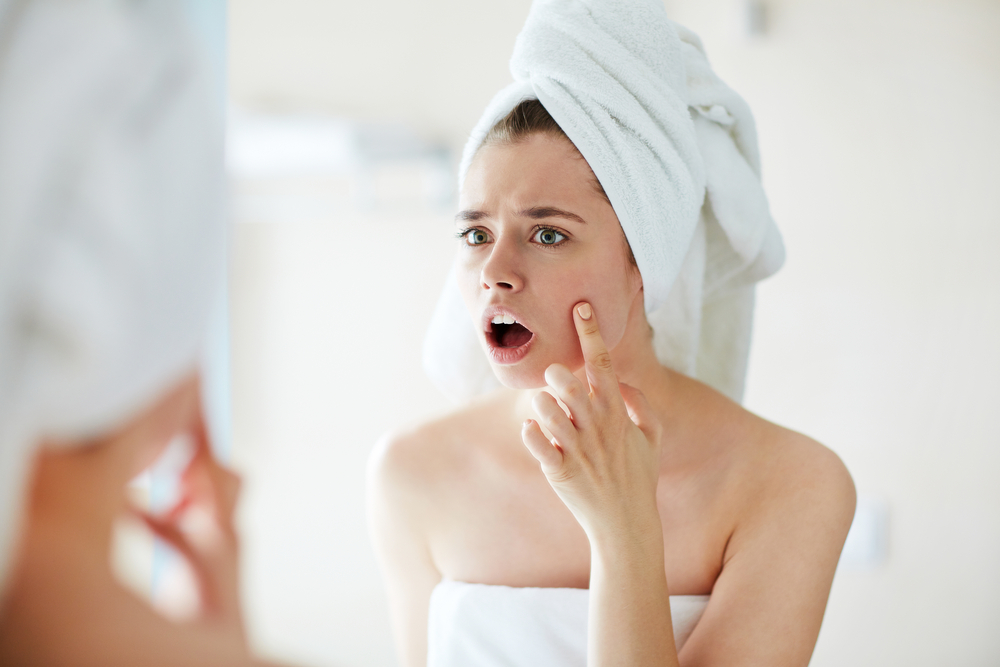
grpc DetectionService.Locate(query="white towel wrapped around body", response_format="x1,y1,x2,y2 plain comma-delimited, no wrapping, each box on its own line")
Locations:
0,0,224,594
424,0,784,403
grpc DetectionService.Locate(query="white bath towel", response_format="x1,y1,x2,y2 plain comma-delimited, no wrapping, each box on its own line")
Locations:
424,0,784,403
0,0,223,594
427,579,710,666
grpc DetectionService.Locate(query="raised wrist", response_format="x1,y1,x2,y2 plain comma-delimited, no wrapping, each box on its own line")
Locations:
586,508,665,565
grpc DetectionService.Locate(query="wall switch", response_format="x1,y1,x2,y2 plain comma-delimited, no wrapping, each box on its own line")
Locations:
839,495,888,570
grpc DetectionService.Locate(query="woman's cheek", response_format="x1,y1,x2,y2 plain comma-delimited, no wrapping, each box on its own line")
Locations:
584,287,633,350
455,259,482,312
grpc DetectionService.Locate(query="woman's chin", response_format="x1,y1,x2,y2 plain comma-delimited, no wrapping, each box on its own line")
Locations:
490,364,548,391
489,354,584,390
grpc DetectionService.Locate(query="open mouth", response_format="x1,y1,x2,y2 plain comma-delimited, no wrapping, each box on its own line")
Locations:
488,314,534,348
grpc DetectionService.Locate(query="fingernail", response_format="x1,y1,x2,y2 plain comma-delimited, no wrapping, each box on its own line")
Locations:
577,303,592,320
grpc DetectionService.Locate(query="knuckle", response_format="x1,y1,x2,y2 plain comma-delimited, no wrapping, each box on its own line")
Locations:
591,352,613,372
548,466,575,485
531,393,552,413
539,406,564,428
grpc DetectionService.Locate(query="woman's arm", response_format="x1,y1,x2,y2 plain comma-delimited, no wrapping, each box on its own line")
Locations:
367,433,443,667
588,508,676,666
521,302,677,666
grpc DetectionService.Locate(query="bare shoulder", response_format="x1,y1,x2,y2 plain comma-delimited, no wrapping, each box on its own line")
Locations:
677,374,855,525
367,394,508,574
675,372,856,543
367,390,515,503
731,408,857,544
761,421,854,519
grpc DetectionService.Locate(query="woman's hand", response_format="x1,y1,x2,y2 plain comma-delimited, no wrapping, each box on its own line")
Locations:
520,302,663,544
0,374,288,666
136,409,246,641
521,302,678,666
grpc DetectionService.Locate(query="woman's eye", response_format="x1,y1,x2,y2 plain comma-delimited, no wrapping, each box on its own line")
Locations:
533,228,566,246
462,229,491,245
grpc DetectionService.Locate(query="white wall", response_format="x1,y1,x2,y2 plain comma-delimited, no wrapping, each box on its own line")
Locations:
230,0,533,150
676,1,1000,665
231,209,456,667
228,1,1000,665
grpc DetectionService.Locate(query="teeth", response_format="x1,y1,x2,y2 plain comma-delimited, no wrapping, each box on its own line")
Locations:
491,314,518,325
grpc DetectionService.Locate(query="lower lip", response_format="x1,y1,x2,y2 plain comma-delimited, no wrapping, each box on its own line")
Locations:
486,332,536,365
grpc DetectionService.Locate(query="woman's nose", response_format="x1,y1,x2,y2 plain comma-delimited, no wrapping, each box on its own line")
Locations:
480,239,524,292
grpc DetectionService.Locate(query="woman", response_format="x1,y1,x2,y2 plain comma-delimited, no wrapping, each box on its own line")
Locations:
0,2,282,664
369,1,855,666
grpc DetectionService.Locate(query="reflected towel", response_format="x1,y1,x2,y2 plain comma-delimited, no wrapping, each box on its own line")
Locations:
0,0,223,592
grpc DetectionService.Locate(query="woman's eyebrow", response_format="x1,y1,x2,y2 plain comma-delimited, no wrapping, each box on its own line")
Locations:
454,207,587,224
455,209,487,223
521,206,587,224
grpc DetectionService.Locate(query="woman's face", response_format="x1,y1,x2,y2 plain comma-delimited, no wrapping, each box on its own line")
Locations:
456,132,643,389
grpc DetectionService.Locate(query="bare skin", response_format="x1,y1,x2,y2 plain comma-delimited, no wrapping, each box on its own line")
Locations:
0,372,286,667
368,133,856,667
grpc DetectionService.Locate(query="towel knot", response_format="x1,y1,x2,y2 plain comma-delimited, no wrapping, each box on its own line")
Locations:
697,104,736,127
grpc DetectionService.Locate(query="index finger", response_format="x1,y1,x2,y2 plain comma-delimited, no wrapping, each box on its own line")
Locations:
183,403,240,534
573,302,618,397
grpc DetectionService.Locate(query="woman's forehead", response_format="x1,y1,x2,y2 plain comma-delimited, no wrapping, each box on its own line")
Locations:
460,134,608,213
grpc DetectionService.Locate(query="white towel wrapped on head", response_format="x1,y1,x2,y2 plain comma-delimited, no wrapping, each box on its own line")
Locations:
424,0,784,403
0,0,223,594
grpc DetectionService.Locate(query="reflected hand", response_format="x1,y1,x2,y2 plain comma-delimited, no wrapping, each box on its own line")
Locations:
135,407,246,646
521,302,663,543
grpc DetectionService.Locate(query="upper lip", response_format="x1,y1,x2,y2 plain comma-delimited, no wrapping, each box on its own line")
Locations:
481,305,533,335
